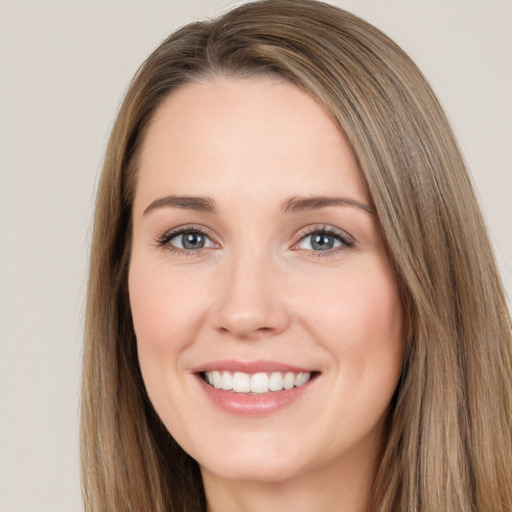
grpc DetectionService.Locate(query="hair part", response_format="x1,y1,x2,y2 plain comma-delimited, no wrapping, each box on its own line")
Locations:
81,1,512,510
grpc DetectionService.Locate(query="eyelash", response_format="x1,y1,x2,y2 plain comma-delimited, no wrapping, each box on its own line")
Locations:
155,224,355,257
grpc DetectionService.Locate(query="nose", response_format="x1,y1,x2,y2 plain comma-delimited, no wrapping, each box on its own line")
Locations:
210,247,291,340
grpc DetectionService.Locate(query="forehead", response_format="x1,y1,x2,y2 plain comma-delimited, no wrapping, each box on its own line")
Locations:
134,76,367,213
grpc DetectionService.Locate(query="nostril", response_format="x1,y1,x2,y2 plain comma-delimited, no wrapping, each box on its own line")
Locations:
213,304,292,339
217,325,278,340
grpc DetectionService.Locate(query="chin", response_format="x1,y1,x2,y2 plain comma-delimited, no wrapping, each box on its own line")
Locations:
193,434,308,484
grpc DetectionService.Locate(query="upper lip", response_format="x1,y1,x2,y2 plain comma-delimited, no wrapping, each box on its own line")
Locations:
190,359,315,374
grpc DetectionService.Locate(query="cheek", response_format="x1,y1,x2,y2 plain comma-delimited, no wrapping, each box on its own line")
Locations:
304,264,402,343
320,267,405,437
302,261,405,391
127,259,211,404
129,261,207,351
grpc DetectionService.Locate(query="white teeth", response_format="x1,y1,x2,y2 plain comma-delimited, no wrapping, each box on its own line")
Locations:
295,372,308,386
250,373,269,393
221,371,233,390
212,371,222,389
283,372,295,390
232,372,250,392
204,370,312,394
269,372,284,391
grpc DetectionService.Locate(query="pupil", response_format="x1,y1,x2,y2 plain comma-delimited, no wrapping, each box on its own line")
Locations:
183,232,204,249
311,233,334,250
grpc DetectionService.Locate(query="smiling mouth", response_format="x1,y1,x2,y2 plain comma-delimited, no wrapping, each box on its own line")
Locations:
200,370,318,394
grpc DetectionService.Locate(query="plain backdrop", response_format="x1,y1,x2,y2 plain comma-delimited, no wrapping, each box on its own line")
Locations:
0,1,510,510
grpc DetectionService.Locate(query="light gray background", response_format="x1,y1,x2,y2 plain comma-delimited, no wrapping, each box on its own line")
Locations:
1,1,510,511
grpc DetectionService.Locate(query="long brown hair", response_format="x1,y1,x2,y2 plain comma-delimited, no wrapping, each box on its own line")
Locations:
81,1,512,510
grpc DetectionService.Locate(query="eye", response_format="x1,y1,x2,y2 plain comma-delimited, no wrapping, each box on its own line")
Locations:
294,227,354,253
169,230,214,250
156,227,217,253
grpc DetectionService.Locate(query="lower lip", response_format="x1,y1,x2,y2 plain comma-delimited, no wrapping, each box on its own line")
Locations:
196,375,316,416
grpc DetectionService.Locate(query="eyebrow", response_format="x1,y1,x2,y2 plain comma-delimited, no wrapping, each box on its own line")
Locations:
143,195,218,215
142,194,374,216
281,196,374,215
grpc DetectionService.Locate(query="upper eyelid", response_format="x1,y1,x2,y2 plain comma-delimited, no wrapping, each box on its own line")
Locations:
296,224,355,243
161,224,215,238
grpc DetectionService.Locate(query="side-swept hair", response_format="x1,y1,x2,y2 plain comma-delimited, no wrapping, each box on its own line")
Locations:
81,1,512,510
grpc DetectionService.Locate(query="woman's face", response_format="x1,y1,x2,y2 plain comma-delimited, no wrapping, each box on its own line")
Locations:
129,76,405,486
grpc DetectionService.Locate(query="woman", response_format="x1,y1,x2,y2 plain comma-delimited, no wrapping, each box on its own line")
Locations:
81,1,512,511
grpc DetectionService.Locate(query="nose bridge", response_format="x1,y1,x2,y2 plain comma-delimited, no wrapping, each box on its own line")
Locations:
212,241,290,338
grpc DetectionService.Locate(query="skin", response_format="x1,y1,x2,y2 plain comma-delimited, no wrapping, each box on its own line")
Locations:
129,76,405,512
